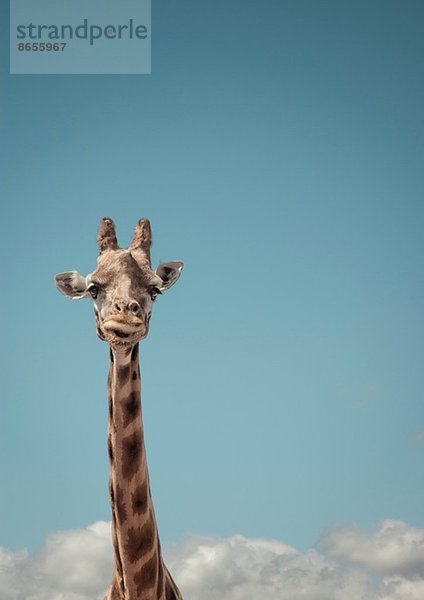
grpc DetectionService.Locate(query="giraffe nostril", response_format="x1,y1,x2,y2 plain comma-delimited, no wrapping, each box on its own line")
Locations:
129,301,140,315
115,303,122,312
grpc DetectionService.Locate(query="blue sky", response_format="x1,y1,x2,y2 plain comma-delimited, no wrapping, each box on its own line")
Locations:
1,0,423,571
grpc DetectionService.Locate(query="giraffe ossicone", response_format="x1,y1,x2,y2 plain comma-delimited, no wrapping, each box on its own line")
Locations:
55,217,184,600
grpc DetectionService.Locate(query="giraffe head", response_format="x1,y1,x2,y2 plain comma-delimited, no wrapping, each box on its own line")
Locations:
55,217,183,348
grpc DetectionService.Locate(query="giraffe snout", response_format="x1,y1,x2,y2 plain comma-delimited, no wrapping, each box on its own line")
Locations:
113,299,141,316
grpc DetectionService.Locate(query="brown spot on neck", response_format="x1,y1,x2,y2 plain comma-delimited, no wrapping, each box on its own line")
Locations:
124,516,156,564
131,343,139,362
165,575,180,599
131,481,149,516
121,431,144,481
133,550,160,595
118,364,130,386
122,391,141,429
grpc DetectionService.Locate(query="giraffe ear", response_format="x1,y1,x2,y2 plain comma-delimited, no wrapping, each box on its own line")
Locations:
55,270,89,299
155,261,183,291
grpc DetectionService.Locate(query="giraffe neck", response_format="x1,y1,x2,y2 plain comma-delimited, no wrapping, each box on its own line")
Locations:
106,344,181,600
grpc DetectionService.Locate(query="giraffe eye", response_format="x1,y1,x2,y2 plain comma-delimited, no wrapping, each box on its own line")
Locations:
88,285,99,299
150,287,161,301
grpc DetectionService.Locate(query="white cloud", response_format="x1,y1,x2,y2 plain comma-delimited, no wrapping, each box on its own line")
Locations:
0,522,113,600
379,578,424,600
166,535,372,600
320,519,424,578
1,520,424,600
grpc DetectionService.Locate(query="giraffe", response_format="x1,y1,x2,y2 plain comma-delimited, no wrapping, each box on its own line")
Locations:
55,217,184,600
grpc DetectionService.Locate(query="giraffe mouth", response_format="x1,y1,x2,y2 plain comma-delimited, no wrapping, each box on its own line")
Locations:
112,329,130,339
102,315,147,344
